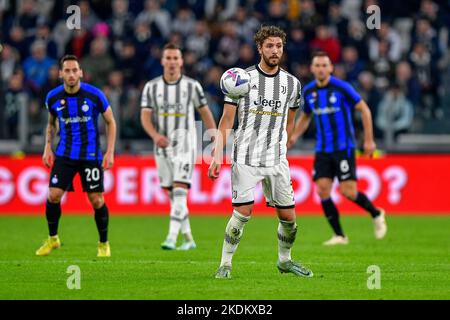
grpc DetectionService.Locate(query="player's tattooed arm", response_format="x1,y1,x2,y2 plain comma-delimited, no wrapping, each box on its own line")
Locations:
355,100,376,156
42,113,57,168
102,107,117,170
140,109,169,148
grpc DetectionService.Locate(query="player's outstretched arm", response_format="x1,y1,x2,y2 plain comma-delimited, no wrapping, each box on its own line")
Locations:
42,113,57,168
101,107,116,170
140,109,169,148
208,103,236,180
287,112,312,149
355,100,376,157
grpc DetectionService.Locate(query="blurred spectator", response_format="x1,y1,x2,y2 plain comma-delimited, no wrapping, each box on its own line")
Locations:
286,27,310,67
394,61,421,109
418,0,442,30
327,2,349,39
52,20,75,57
108,0,135,39
33,23,58,59
143,45,163,81
266,1,289,31
92,22,111,39
368,21,403,63
235,43,256,69
1,44,21,84
183,50,202,80
376,84,414,140
356,71,382,138
409,41,442,119
342,19,369,60
171,7,196,38
65,28,92,58
6,25,30,61
341,46,365,85
17,0,38,34
186,20,211,59
203,65,223,123
310,25,341,63
205,0,239,21
136,0,171,39
295,63,313,85
39,64,60,106
79,0,100,31
412,17,441,61
340,0,363,21
116,41,141,86
235,6,260,44
81,37,114,87
333,63,347,80
369,40,395,91
214,20,240,68
22,40,56,93
133,20,160,61
3,71,29,139
298,0,324,40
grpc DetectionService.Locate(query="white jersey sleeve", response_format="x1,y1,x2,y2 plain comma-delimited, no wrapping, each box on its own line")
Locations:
141,81,153,109
192,81,208,109
288,79,302,109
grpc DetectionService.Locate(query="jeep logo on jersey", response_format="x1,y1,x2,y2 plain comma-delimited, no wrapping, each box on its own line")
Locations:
162,102,183,112
254,95,282,109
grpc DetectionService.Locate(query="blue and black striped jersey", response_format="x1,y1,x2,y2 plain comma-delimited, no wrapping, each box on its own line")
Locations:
45,82,110,161
302,76,362,153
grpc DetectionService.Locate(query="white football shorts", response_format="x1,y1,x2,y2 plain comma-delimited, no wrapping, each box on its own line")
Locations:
231,158,295,208
155,152,195,188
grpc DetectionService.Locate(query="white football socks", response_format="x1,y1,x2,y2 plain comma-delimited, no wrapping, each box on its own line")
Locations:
167,188,188,243
220,210,250,267
277,219,298,263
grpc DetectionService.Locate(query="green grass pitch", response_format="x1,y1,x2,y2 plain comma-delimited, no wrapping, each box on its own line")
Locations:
0,214,449,300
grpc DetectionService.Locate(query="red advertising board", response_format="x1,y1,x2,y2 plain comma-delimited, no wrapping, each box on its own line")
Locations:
0,155,449,215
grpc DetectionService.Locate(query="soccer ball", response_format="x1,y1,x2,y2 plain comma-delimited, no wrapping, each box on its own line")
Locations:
220,67,251,99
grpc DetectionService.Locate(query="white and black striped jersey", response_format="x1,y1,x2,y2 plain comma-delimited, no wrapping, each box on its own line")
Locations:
225,64,301,167
141,75,207,157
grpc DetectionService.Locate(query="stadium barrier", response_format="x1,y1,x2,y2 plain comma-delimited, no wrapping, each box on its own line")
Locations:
0,155,449,215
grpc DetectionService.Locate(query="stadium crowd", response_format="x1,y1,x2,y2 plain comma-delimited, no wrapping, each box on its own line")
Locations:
0,0,449,145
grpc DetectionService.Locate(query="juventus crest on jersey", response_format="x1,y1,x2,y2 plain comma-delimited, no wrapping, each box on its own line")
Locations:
141,75,207,157
225,64,302,167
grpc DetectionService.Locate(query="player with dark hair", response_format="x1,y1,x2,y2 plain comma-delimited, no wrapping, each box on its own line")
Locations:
141,43,216,250
36,55,116,257
288,51,387,245
209,26,313,279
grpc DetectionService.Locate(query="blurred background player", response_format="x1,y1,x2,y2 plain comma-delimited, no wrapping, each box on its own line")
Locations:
209,26,313,279
141,43,216,250
288,51,387,245
36,55,116,257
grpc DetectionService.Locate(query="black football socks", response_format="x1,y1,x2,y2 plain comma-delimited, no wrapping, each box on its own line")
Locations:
94,204,109,243
46,200,61,237
352,192,381,218
321,198,345,236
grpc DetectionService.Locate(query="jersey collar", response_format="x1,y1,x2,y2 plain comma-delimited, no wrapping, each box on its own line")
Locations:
163,75,183,85
256,64,280,78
